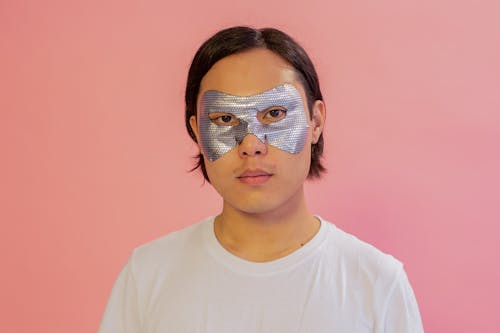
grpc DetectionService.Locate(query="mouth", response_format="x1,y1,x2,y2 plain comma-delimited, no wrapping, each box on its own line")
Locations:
236,169,273,185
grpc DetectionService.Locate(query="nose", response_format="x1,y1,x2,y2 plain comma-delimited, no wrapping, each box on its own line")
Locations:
238,134,267,158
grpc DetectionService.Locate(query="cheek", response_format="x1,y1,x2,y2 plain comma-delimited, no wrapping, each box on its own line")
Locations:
270,145,311,181
298,144,313,175
204,158,219,181
203,154,234,188
289,135,313,178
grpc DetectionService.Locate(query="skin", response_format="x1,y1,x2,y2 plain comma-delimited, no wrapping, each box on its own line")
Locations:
189,48,326,262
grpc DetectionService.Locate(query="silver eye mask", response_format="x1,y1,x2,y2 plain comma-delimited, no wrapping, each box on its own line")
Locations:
198,84,309,161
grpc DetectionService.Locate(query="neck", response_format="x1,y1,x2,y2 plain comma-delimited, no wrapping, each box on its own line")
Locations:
214,188,320,262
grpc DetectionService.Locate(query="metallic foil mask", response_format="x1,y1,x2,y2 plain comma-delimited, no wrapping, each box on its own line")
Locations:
198,84,309,161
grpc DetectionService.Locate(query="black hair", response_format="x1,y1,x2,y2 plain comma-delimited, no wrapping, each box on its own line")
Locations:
185,26,325,181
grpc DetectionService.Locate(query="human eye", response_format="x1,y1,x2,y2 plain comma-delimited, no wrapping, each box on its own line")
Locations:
208,112,240,126
258,106,287,125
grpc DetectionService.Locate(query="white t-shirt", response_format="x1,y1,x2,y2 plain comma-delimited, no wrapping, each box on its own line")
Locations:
99,216,424,332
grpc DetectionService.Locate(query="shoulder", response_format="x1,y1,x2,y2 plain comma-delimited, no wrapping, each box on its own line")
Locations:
320,218,403,289
127,217,213,275
319,218,421,329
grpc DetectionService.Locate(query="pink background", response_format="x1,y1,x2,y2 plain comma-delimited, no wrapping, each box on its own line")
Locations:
2,0,499,332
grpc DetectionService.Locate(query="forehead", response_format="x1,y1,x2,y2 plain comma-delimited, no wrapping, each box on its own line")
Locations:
198,48,303,99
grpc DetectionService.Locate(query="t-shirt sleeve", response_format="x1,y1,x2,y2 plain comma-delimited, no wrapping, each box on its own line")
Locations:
98,257,142,333
381,267,424,333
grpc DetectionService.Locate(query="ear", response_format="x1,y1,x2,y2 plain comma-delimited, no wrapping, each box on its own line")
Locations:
189,115,201,146
310,100,326,144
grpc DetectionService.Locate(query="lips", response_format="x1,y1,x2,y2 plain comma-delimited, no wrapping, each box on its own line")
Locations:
237,169,273,185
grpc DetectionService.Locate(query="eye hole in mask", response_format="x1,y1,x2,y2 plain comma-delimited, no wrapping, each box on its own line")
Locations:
257,106,287,125
208,113,241,126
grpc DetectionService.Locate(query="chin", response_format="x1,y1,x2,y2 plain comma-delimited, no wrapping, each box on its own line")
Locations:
227,191,298,217
231,201,278,215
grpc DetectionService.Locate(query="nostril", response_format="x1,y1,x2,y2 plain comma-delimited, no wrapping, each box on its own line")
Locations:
238,134,267,158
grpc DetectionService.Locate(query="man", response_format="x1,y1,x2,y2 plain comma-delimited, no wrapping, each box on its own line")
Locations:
99,26,424,332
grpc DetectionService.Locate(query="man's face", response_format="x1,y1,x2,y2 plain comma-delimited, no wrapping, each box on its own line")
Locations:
190,48,325,215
